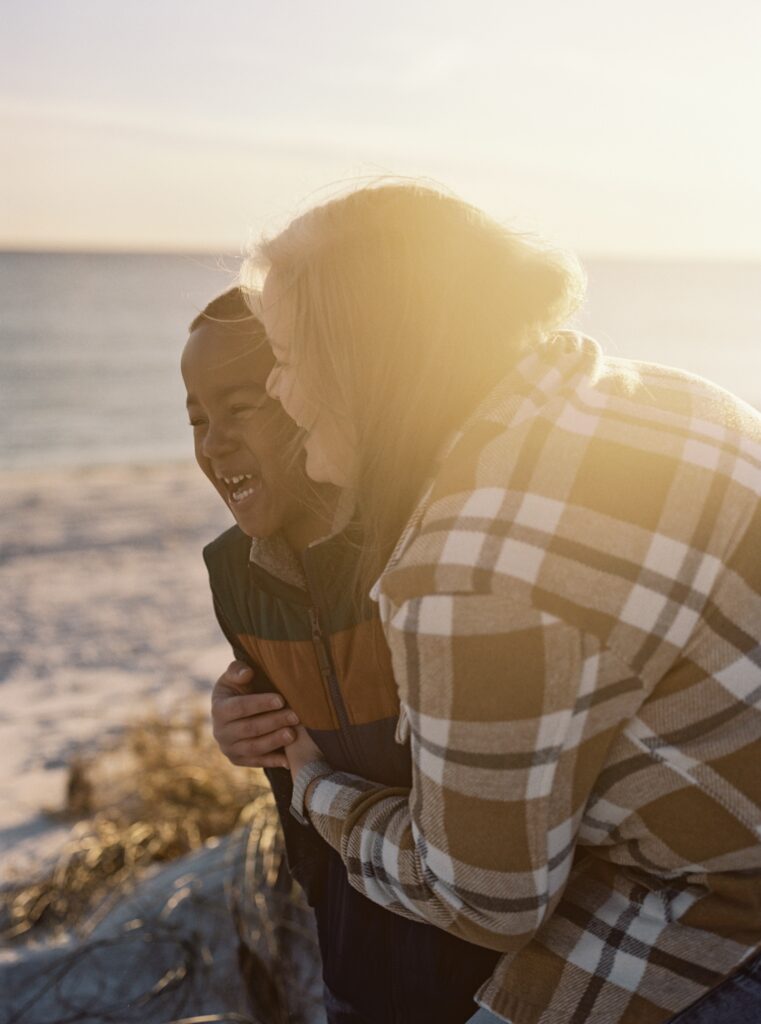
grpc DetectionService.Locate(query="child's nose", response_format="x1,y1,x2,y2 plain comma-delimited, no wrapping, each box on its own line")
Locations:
201,420,237,458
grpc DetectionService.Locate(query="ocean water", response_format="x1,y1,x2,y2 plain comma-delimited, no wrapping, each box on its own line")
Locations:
1,253,759,471
0,253,235,471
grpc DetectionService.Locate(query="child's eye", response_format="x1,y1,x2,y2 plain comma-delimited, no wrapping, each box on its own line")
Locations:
188,416,208,429
231,396,271,415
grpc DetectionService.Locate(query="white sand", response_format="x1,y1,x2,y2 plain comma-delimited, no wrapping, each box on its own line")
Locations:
0,460,235,882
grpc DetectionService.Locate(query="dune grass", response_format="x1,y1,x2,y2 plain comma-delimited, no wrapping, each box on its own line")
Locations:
1,711,269,942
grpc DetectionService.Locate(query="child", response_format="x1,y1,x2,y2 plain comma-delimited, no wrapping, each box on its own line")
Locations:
183,288,500,1023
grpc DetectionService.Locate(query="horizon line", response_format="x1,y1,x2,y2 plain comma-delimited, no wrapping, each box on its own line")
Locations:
2,246,761,267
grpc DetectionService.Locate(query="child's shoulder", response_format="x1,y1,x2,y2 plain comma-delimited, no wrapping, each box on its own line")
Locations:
202,524,251,577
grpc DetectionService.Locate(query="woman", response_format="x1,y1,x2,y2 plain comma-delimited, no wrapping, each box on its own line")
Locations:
246,183,761,1023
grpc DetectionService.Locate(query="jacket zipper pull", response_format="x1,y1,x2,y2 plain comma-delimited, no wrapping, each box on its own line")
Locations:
309,608,332,679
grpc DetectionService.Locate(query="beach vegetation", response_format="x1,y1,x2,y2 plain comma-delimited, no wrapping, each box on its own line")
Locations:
2,711,259,942
1,713,323,1023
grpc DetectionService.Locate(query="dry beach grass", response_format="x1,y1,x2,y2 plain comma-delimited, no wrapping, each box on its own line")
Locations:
1,712,260,942
1,713,324,1022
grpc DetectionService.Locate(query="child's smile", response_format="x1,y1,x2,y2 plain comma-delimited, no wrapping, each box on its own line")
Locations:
218,469,266,510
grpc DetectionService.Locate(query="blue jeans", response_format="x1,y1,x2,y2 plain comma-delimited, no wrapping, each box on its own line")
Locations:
326,996,503,1024
665,949,761,1023
465,1009,504,1023
461,951,761,1024
324,984,490,1024
330,951,761,1024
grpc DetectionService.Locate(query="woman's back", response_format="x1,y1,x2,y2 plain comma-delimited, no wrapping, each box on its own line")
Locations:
365,330,761,1023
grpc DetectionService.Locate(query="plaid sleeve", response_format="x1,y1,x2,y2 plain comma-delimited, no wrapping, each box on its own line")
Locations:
305,592,645,950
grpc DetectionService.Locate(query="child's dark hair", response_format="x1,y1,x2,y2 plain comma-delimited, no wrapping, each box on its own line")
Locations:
189,286,260,333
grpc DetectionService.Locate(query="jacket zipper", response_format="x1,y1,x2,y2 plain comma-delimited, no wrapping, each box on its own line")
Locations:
307,605,366,773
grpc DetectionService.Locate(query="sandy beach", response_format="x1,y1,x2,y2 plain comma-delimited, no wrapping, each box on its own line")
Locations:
0,460,235,882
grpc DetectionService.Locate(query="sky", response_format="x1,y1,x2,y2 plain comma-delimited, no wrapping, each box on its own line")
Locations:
2,0,760,258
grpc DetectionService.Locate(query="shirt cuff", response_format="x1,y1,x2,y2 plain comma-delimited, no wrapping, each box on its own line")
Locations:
290,758,334,826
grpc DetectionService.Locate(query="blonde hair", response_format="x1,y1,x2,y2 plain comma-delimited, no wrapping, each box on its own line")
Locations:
245,182,585,597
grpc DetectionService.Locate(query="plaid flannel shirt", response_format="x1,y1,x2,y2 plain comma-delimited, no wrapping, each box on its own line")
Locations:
299,332,761,1023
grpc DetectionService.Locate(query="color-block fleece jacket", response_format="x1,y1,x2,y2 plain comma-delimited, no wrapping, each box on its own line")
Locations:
203,523,410,901
297,332,761,1024
202,523,500,1022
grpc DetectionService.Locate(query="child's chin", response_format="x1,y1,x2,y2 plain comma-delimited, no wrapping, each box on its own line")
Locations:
226,483,278,538
232,508,279,540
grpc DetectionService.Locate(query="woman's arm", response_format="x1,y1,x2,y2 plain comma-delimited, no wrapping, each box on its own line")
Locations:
295,592,644,952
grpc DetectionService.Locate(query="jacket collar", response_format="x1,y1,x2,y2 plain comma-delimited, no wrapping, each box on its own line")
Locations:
248,486,358,590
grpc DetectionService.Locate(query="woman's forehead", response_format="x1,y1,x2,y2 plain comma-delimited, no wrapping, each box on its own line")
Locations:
261,271,295,354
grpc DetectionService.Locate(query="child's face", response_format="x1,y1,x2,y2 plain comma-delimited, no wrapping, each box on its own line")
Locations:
182,320,311,540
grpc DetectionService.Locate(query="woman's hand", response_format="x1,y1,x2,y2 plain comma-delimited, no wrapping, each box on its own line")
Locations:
285,725,325,781
211,660,299,769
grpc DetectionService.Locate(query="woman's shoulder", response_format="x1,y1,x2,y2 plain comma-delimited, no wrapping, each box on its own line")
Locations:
379,336,761,667
426,333,761,521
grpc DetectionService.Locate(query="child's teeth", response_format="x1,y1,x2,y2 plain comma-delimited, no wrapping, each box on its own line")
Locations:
233,486,256,501
223,473,254,485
